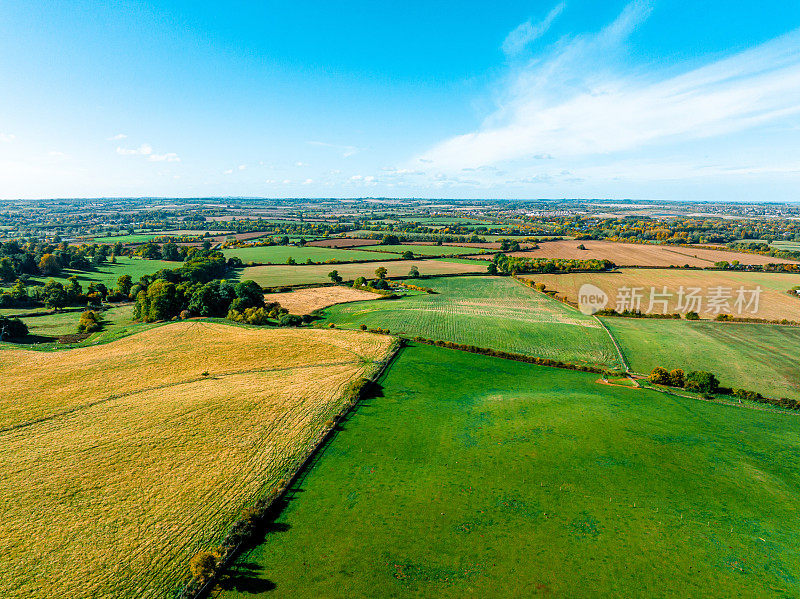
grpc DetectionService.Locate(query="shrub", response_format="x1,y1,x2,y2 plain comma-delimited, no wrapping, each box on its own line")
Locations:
189,551,218,580
648,367,671,385
669,369,685,388
685,311,700,320
77,310,102,334
685,371,719,393
0,316,28,339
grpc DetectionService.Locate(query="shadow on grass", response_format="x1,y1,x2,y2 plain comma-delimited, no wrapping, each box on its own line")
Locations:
217,562,277,594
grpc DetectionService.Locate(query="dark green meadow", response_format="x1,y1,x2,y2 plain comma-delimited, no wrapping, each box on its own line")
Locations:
217,343,800,598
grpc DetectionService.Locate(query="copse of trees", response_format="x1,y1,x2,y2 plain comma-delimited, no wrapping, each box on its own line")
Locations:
77,310,103,334
491,253,614,275
0,316,28,340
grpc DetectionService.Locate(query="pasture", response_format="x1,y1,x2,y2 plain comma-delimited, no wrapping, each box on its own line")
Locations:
239,259,487,287
482,240,800,267
221,245,397,264
526,268,800,321
9,303,136,343
0,323,394,599
319,276,622,368
263,286,379,315
604,318,800,400
218,343,800,598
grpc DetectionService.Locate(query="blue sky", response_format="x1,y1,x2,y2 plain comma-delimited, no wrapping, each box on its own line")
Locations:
1,0,799,200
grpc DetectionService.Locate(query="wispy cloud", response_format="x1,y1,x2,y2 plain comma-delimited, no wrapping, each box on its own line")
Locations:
117,143,152,156
149,152,180,162
419,1,800,176
0,133,15,143
106,133,127,141
502,2,565,56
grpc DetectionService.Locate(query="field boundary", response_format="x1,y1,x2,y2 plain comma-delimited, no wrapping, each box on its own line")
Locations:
181,336,403,599
593,316,631,373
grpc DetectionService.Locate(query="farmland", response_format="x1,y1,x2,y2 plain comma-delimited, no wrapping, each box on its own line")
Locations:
239,259,487,287
10,303,136,343
0,323,395,598
480,240,800,267
360,244,483,256
218,344,800,598
319,276,622,369
604,318,800,400
263,286,379,315
526,268,800,321
221,245,397,264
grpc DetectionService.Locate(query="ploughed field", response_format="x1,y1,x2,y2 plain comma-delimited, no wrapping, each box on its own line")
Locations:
526,269,800,322
239,259,487,287
0,323,395,599
605,318,800,401
319,276,622,369
471,239,800,267
218,344,800,598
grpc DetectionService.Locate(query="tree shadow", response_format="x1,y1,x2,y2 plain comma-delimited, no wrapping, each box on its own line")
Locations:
217,562,277,594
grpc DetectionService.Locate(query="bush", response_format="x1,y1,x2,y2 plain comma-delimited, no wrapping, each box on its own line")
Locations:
77,310,102,334
189,551,218,580
0,316,28,339
685,311,700,320
648,367,671,385
685,371,719,393
278,313,302,327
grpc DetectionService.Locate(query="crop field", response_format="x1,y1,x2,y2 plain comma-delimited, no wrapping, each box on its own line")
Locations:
0,323,395,598
305,238,382,248
239,259,486,287
319,276,622,368
263,286,379,315
218,344,800,598
474,240,800,267
526,269,800,321
359,244,482,256
604,318,800,400
221,245,397,264
9,303,136,343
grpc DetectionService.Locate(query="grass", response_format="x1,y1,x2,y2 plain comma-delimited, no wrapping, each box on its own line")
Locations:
5,256,179,291
527,268,800,321
319,276,622,369
5,303,136,344
217,343,800,598
0,323,395,599
239,260,486,287
604,318,800,400
221,246,398,264
362,244,483,256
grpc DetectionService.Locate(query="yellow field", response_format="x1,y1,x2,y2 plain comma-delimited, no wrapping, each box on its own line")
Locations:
263,285,379,315
525,269,800,321
0,322,395,598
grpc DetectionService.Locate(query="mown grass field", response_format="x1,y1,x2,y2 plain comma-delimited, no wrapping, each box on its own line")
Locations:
218,343,800,598
221,246,397,264
527,269,800,321
0,323,395,599
239,259,486,287
263,286,379,315
0,256,179,291
319,276,622,368
6,303,136,343
604,318,800,400
359,244,483,256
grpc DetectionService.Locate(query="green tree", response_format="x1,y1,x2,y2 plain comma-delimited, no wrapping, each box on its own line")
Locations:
375,266,388,280
328,270,343,284
353,276,366,287
381,234,400,245
42,280,67,311
38,253,60,276
162,242,181,261
648,367,671,386
189,551,218,580
146,279,179,321
117,274,133,296
685,371,719,393
408,265,420,278
401,250,414,259
669,369,685,388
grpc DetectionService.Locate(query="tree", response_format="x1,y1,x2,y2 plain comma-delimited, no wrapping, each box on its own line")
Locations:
375,266,388,280
353,276,366,287
145,279,179,321
408,265,420,278
685,311,699,320
78,310,102,333
0,316,28,340
117,274,133,296
38,253,60,276
328,270,342,284
189,551,218,580
685,371,719,393
486,263,498,275
648,367,671,385
279,313,302,327
402,250,414,259
0,257,15,282
234,280,265,309
669,369,685,388
65,276,83,301
381,234,400,245
42,280,67,311
162,242,181,261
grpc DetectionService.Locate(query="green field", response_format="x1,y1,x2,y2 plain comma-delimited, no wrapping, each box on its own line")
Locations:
238,260,486,287
222,246,397,264
319,276,622,368
360,244,484,256
218,344,800,598
2,257,179,291
604,318,800,400
7,304,136,345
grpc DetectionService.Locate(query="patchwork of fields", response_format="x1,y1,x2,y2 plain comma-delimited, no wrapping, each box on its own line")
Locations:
0,323,395,599
605,318,800,400
319,276,622,368
479,240,800,267
218,344,800,598
239,259,487,287
527,269,800,321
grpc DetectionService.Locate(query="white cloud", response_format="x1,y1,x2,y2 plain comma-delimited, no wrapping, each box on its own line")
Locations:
502,2,565,56
295,161,308,167
418,2,800,175
0,133,15,143
302,178,313,185
149,152,180,162
117,143,152,156
223,169,233,175
238,164,246,170
107,133,127,141
307,140,360,157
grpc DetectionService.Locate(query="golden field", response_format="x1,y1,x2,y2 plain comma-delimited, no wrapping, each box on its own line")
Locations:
0,322,394,598
263,285,378,315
